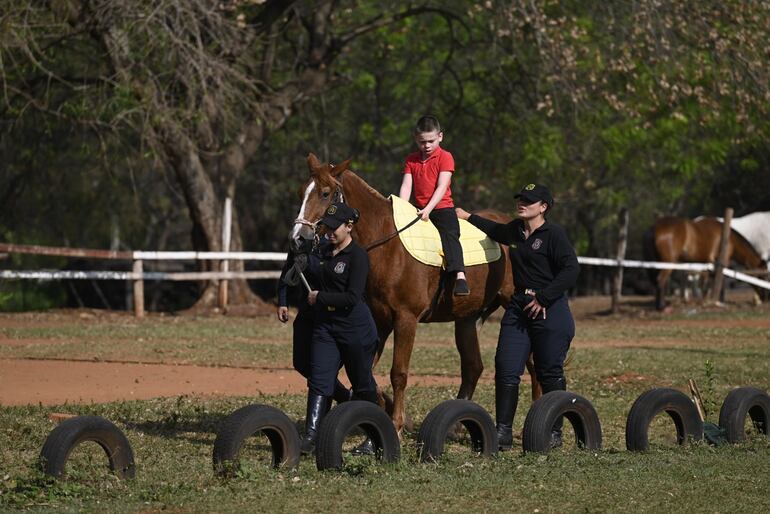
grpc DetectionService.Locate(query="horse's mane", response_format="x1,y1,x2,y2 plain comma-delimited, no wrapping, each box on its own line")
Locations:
342,169,388,202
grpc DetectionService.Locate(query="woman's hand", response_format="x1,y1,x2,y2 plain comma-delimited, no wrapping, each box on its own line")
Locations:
455,207,471,220
524,297,547,320
417,207,432,221
277,306,289,323
308,290,319,305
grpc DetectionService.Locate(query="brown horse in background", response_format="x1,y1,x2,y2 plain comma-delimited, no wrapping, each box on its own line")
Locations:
289,154,538,435
647,216,766,310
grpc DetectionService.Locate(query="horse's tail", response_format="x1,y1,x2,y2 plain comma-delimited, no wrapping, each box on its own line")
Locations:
475,296,502,332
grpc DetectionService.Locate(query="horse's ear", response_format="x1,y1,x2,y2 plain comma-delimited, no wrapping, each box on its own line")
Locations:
307,153,321,172
331,158,352,177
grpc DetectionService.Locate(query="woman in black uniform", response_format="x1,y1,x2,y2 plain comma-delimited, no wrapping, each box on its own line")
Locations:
456,183,579,450
301,202,379,455
276,238,353,404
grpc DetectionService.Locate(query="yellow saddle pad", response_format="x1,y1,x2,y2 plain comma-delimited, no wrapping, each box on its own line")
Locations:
390,195,502,267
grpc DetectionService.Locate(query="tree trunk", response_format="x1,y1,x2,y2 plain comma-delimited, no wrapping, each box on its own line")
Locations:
159,123,265,311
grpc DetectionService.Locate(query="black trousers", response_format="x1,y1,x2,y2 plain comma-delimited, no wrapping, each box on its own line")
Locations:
429,207,465,273
494,294,575,387
292,308,315,379
309,302,378,397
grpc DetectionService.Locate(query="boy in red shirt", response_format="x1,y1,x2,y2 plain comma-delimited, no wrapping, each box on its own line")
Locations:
399,115,469,296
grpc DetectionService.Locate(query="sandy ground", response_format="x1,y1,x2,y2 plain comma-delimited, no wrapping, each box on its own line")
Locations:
0,358,500,406
0,293,765,406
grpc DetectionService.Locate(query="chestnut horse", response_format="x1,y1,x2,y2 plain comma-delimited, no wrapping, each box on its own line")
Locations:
289,154,536,435
647,216,766,310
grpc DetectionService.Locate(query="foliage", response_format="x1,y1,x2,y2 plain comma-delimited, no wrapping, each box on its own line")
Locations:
1,0,769,305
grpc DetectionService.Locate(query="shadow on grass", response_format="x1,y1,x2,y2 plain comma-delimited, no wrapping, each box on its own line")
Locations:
123,412,229,444
628,346,769,359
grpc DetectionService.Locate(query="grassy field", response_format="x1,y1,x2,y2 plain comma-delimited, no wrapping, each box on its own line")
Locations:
1,304,769,513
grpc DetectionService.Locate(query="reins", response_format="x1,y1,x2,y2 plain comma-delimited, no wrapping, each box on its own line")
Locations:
363,215,422,251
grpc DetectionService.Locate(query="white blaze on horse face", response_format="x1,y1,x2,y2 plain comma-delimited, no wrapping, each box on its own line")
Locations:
291,181,316,241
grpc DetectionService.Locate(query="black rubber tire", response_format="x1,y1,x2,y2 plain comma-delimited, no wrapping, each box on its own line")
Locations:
718,387,770,443
213,404,301,475
315,401,400,471
417,399,497,462
522,391,602,453
625,388,704,451
39,415,135,479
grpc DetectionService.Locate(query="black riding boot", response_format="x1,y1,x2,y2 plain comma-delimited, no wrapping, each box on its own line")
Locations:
333,380,354,404
540,377,567,448
495,383,519,451
350,389,379,456
300,393,331,455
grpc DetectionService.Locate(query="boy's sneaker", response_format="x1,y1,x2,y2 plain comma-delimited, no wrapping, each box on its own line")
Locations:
453,278,470,296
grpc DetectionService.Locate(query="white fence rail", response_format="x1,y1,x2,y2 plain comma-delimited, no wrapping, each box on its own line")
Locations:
576,256,770,290
2,244,769,317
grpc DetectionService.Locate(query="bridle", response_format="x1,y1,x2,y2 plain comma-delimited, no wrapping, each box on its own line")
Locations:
293,183,345,249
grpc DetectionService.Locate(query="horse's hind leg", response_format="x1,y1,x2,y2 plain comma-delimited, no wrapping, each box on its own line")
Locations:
525,355,542,401
454,317,483,400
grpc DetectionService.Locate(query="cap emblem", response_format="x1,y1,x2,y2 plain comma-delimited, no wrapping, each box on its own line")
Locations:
525,183,536,191
327,205,337,215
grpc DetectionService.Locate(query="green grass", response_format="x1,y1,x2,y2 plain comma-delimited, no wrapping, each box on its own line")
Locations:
1,312,770,512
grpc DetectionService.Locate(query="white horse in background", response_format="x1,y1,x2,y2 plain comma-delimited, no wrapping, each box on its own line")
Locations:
728,212,770,270
691,211,770,304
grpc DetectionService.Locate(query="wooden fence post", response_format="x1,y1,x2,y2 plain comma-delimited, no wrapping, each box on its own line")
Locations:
218,198,232,311
711,207,734,302
133,259,145,318
611,207,629,314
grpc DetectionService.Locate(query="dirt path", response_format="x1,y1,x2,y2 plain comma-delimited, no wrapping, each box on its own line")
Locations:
2,295,765,407
0,358,500,406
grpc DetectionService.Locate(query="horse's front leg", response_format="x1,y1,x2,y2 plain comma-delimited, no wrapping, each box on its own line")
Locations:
390,313,418,437
454,317,483,399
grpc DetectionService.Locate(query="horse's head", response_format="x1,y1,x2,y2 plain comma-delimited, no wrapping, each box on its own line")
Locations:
289,153,352,252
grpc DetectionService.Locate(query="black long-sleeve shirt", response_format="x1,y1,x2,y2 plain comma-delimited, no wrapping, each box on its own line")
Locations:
316,240,370,310
468,214,579,308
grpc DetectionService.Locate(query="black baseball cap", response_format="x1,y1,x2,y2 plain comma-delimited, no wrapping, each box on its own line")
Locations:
514,183,554,207
319,202,359,229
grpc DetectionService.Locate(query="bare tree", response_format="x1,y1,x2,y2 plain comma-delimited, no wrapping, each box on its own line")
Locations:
0,0,462,308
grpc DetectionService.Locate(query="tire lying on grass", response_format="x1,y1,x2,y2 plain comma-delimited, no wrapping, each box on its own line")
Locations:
213,404,300,475
417,399,497,462
40,415,135,479
718,387,770,443
522,391,602,453
625,388,704,451
315,401,400,471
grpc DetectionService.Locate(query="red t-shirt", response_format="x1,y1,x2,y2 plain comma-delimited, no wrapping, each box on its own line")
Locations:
402,146,455,209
